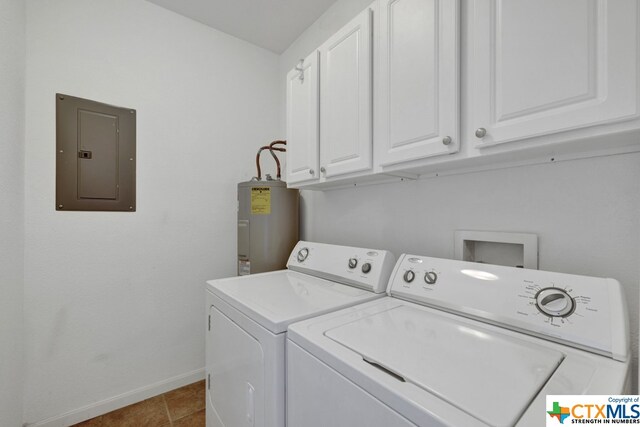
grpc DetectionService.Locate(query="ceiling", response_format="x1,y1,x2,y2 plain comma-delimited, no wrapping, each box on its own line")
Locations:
145,0,338,53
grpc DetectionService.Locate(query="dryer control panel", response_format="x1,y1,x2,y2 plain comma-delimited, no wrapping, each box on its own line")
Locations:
287,241,396,293
388,254,629,361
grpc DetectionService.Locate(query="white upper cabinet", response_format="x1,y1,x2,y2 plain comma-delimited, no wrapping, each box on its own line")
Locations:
286,0,640,189
376,0,460,167
286,51,320,185
468,0,640,148
319,5,374,179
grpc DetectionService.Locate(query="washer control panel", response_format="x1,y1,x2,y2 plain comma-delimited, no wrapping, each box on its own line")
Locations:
287,241,396,293
389,254,628,361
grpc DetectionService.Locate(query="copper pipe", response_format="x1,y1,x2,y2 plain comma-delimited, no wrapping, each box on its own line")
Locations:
255,141,286,180
269,140,287,179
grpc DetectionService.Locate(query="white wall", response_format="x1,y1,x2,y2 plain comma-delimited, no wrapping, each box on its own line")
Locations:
280,0,640,392
24,0,280,424
0,0,25,425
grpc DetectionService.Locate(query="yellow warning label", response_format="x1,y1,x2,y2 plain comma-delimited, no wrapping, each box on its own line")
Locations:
251,187,271,215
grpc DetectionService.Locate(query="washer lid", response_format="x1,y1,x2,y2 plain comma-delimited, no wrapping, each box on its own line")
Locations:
207,270,379,334
325,305,564,427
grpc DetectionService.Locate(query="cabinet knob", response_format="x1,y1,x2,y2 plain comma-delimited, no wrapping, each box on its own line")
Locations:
320,167,326,173
309,169,315,175
442,136,452,145
475,128,487,138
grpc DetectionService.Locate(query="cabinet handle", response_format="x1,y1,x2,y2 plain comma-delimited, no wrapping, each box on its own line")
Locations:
475,128,487,138
309,169,315,175
442,136,452,146
320,167,326,173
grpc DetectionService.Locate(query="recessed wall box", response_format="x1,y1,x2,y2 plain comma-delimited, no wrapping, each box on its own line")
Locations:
454,230,538,269
56,94,136,211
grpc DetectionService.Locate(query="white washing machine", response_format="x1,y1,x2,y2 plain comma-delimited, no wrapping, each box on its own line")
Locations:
287,254,630,427
205,241,395,427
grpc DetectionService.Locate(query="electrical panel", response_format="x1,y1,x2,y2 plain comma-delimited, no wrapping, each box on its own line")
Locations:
56,93,136,211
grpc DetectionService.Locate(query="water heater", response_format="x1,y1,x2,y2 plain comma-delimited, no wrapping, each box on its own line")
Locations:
237,179,299,275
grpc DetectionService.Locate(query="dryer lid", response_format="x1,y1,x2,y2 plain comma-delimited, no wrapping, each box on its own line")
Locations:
325,304,564,427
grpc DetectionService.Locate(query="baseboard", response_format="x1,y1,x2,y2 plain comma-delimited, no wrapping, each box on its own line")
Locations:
25,368,205,427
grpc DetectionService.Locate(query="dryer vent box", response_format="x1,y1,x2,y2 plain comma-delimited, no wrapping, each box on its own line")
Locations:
454,230,538,269
56,93,136,212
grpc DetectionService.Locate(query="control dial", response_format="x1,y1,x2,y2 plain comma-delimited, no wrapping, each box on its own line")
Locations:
297,248,309,262
404,270,415,283
424,271,438,285
348,258,358,269
535,288,575,317
361,263,371,274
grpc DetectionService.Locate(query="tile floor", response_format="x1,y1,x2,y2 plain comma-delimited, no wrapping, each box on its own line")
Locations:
72,380,205,426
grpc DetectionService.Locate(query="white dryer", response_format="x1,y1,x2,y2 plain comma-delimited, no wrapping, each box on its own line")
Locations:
287,254,630,427
205,241,395,427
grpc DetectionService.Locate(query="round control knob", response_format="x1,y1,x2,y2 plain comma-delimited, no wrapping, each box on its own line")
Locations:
348,258,358,269
535,288,575,317
403,270,415,283
424,271,438,285
297,248,309,262
361,263,371,274
475,127,487,138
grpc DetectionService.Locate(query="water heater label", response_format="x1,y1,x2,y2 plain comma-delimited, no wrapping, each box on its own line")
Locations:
251,187,271,215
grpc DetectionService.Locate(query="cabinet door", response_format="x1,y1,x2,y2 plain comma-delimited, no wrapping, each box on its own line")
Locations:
376,0,459,167
319,5,374,179
286,51,320,185
469,0,639,148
